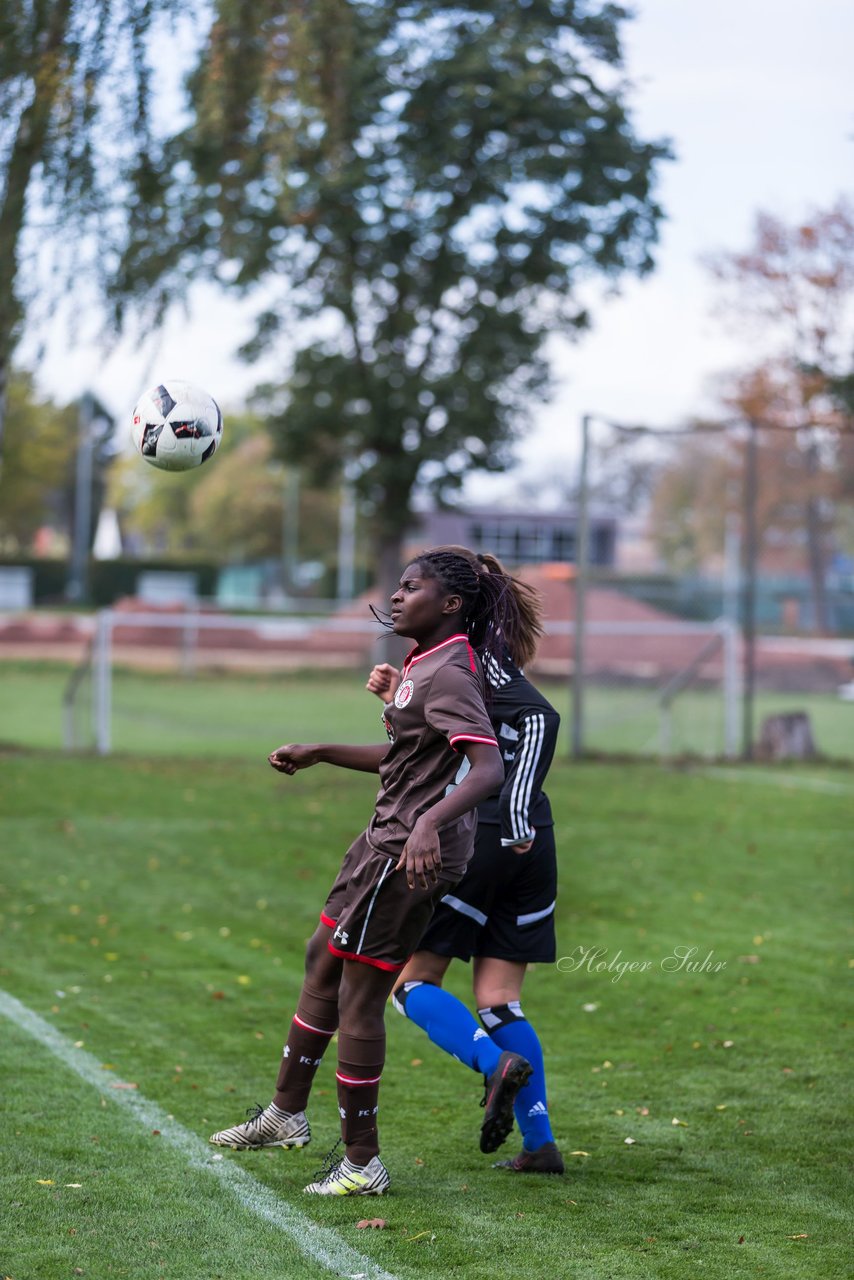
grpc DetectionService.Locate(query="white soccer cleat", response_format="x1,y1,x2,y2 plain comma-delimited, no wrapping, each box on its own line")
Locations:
303,1154,390,1196
209,1102,311,1149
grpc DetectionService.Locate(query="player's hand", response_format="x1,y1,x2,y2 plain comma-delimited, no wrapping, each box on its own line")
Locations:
510,839,534,855
268,744,319,774
397,816,442,890
366,662,401,701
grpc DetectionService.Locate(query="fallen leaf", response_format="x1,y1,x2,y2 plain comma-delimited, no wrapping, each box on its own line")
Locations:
738,1235,745,1244
715,1104,728,1111
356,1219,387,1230
788,1234,809,1239
671,1117,688,1127
637,1106,650,1116
624,1137,636,1145
110,1082,138,1090
410,1058,422,1067
569,1150,589,1157
36,1179,55,1185
722,1040,735,1048
582,1003,598,1012
151,1130,161,1136
738,955,760,964
211,991,225,1000
64,1183,83,1188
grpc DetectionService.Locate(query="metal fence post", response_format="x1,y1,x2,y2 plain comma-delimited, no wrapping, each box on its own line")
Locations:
94,610,112,755
571,413,592,759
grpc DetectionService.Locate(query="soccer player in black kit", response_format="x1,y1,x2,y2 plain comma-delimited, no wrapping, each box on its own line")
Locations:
368,549,564,1174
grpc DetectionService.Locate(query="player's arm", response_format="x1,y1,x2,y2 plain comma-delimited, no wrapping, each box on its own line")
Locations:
268,743,387,774
396,740,504,888
498,703,560,849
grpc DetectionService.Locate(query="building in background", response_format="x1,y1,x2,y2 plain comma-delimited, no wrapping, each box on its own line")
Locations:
418,507,618,569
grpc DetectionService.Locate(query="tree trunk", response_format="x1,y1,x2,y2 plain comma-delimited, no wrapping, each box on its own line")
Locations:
0,357,7,480
374,527,408,666
0,0,73,473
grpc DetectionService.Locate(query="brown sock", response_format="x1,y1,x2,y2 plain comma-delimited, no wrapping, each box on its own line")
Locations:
336,1029,385,1166
273,984,338,1113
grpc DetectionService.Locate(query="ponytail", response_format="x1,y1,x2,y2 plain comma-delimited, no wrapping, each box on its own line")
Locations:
474,552,544,668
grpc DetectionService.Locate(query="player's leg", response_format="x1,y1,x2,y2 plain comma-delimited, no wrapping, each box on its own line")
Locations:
393,955,531,1153
209,920,340,1150
392,950,500,1073
474,956,561,1171
304,957,399,1196
473,826,563,1174
305,839,440,1195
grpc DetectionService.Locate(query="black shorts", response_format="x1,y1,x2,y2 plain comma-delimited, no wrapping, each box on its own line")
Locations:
322,830,461,972
416,824,557,964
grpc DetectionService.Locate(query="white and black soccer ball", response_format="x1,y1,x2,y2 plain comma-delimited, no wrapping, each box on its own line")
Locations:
131,380,223,472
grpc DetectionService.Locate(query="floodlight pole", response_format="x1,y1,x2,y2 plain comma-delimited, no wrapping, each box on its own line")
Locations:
571,413,592,759
283,467,300,596
742,418,759,759
337,473,357,602
67,392,95,602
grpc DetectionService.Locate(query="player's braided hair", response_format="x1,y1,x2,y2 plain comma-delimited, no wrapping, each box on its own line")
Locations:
413,546,544,670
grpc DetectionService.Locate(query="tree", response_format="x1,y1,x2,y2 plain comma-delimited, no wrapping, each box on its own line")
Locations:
110,410,345,573
706,199,854,630
0,0,176,469
117,0,670,590
647,432,730,573
0,370,74,551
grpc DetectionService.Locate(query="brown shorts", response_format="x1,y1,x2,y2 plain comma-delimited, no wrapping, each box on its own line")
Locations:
321,830,461,971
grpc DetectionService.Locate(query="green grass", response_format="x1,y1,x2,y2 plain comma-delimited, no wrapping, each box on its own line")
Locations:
1,661,852,759
1,745,852,1279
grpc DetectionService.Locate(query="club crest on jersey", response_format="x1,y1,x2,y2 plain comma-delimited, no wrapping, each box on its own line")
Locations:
394,678,415,708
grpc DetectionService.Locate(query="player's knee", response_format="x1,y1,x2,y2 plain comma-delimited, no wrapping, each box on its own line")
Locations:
305,924,336,979
477,1000,527,1031
391,978,429,1017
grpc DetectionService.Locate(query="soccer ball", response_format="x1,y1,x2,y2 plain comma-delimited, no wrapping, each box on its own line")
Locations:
131,380,223,472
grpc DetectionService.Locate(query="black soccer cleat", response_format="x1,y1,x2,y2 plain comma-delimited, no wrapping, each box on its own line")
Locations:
493,1141,565,1175
479,1051,533,1154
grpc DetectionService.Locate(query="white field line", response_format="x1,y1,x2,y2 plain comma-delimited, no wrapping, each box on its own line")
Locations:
699,767,854,796
0,989,400,1280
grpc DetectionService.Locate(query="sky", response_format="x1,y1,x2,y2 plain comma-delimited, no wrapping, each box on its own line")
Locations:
23,0,854,507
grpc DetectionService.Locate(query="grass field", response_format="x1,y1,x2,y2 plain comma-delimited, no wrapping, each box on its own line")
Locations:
1,727,852,1278
2,661,852,759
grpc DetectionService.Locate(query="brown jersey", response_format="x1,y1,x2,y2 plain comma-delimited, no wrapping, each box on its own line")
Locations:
367,633,498,877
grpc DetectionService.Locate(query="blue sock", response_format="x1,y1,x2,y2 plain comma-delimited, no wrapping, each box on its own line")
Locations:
395,982,501,1076
485,1012,554,1150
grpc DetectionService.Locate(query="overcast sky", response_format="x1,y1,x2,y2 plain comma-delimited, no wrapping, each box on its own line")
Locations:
25,0,854,505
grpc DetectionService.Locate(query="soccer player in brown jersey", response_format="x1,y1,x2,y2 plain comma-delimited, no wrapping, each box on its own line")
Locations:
368,551,565,1175
208,547,533,1196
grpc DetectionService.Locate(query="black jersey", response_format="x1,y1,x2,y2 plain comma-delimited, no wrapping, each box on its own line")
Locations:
478,657,560,846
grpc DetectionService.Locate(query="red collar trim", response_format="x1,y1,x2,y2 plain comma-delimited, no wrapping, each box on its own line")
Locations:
403,633,471,673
